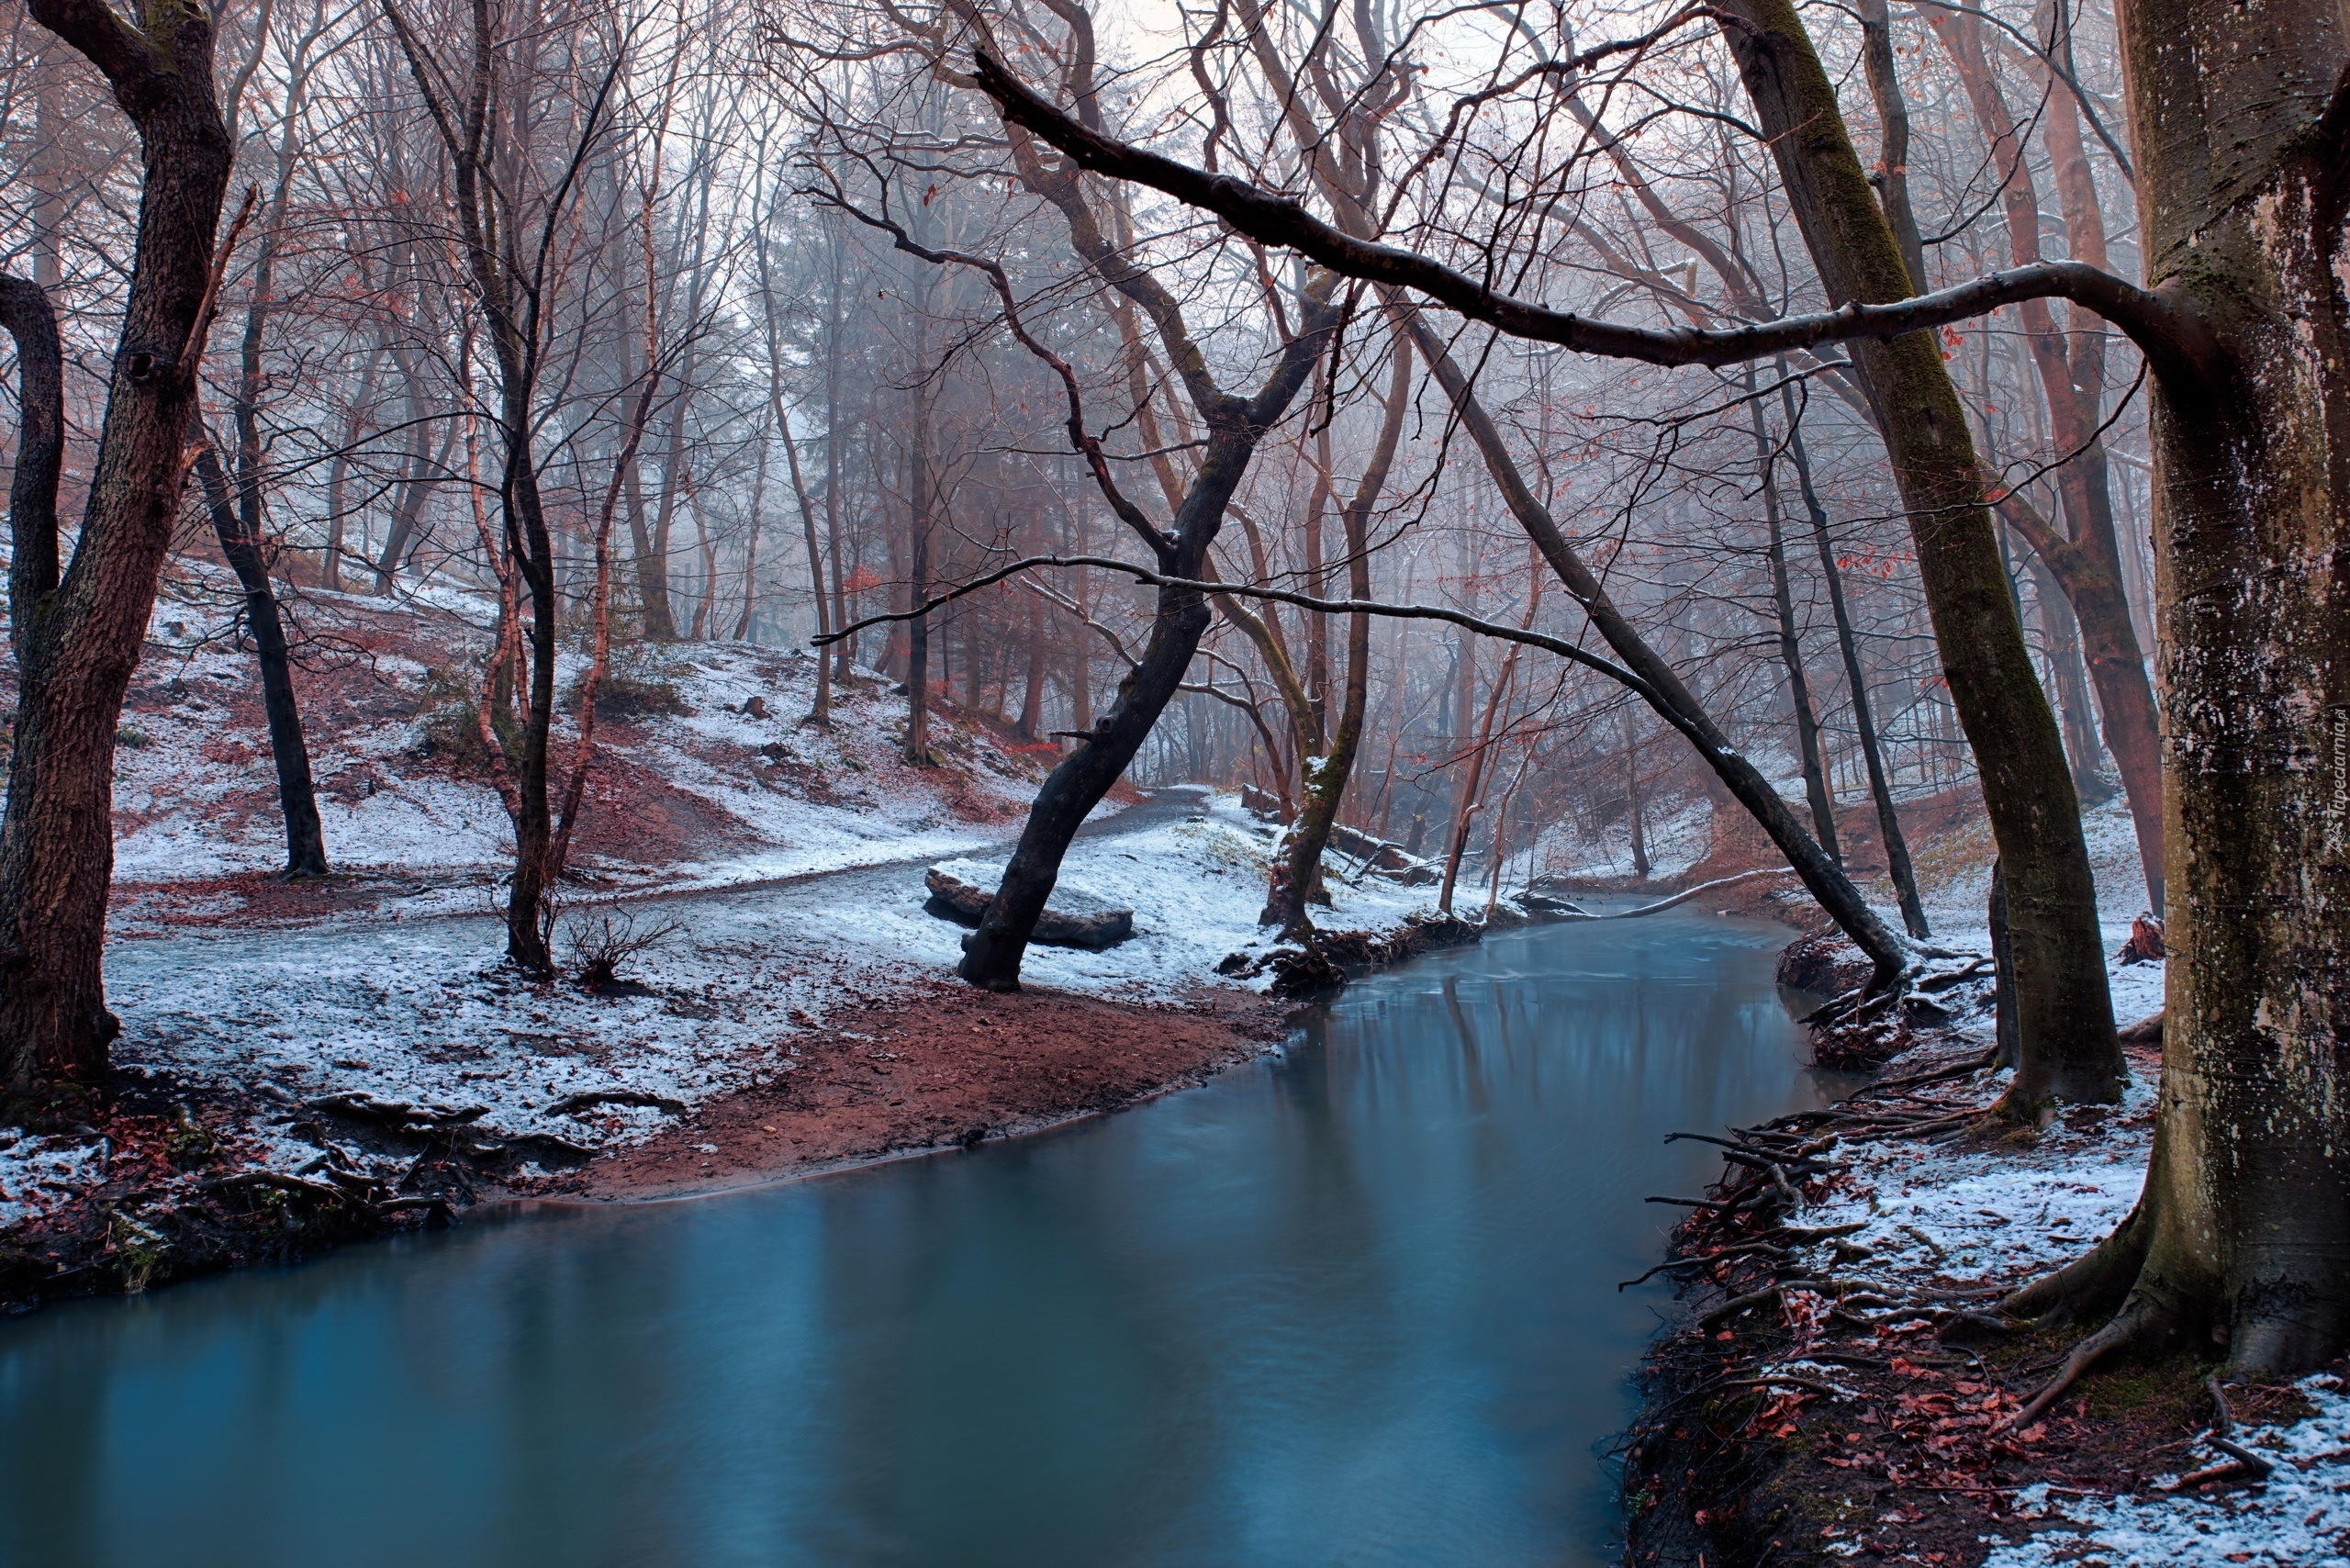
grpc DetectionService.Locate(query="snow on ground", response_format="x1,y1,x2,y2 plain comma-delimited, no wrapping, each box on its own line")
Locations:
923,794,1431,992
1986,1376,2350,1568
1771,796,2350,1568
1802,1039,2155,1286
1540,790,1716,881
0,1131,110,1233
1908,791,2158,945
97,567,1048,893
91,791,1438,1199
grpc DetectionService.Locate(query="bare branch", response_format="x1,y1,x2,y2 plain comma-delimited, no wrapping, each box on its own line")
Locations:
968,50,2223,386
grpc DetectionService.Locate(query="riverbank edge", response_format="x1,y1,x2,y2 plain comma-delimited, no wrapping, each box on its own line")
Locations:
1611,961,2339,1568
0,980,1292,1316
2,895,1522,1316
0,866,1767,1322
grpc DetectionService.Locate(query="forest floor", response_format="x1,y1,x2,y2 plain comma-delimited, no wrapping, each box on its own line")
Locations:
0,575,1474,1310
1620,830,2350,1568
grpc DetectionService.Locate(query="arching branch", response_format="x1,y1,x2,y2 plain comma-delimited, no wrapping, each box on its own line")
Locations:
968,50,2223,387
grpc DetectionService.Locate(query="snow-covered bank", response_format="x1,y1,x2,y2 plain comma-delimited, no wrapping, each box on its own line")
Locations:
1,790,1450,1300
1628,889,2350,1568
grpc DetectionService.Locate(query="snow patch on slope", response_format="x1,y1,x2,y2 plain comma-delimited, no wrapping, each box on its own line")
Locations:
1986,1376,2350,1568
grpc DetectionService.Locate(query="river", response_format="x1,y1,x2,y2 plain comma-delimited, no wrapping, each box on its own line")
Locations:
0,913,1830,1567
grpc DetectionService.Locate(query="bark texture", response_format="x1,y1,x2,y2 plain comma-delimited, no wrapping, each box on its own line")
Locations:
2009,5,2350,1375
0,0,233,1091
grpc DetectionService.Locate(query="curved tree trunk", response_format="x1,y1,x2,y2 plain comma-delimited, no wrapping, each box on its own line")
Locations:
1403,308,1912,984
0,0,234,1091
957,295,1338,989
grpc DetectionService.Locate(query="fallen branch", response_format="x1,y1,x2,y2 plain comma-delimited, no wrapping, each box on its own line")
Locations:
1618,1240,1789,1291
1722,1372,1855,1400
543,1089,687,1118
308,1092,488,1130
1570,867,1801,920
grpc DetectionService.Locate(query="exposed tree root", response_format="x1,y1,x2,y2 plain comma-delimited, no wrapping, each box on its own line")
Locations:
2006,1297,2165,1428
2004,1200,2152,1327
2157,1377,2276,1487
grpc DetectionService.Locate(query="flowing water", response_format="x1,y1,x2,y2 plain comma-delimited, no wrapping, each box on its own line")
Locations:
0,915,1832,1568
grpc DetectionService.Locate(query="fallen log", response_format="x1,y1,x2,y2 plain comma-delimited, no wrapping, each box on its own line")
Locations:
923,863,1135,949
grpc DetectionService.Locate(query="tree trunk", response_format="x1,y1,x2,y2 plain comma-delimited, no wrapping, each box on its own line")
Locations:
733,429,765,642
956,284,1338,989
206,99,330,878
621,313,678,642
2007,0,2350,1377
1265,333,1413,935
2035,559,2110,803
1715,0,2119,1100
1782,389,1930,937
1752,375,1841,860
0,0,233,1091
1301,428,1334,733
1018,579,1047,740
1989,860,2019,1070
1853,0,1928,290
650,350,695,642
824,226,853,689
323,342,384,593
1440,621,1521,914
1404,309,1910,981
190,427,329,875
775,403,832,723
1623,710,1651,880
1928,6,2165,913
370,342,444,591
903,386,934,766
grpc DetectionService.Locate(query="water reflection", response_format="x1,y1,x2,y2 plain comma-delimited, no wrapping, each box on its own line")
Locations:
0,916,1830,1568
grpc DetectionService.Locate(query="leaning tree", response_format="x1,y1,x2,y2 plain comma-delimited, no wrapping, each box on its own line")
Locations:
968,2,2129,1108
